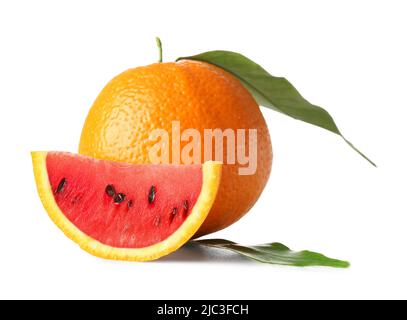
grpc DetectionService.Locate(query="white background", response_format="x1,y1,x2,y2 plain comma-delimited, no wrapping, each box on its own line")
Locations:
0,0,406,300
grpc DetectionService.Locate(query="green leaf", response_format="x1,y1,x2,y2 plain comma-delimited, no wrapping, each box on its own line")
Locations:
177,51,375,167
194,239,350,268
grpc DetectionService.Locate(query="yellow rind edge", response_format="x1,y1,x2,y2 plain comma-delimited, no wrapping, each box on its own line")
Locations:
31,151,222,261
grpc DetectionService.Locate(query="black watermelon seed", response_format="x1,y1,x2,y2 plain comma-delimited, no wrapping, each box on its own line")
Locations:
183,200,189,213
56,178,67,194
127,200,134,208
105,184,116,197
114,193,126,204
148,186,156,204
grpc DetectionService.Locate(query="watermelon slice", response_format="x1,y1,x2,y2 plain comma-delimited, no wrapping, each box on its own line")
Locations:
31,151,221,261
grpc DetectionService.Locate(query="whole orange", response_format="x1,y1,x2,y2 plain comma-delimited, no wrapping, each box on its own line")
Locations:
79,60,272,237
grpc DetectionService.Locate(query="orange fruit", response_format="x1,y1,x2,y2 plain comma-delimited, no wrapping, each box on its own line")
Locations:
79,60,272,237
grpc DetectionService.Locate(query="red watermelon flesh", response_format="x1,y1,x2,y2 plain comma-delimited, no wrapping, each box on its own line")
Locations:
46,152,202,248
